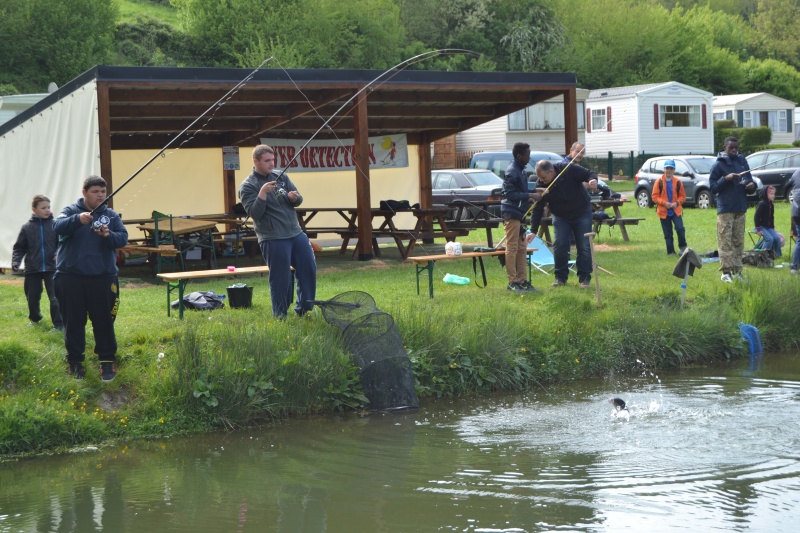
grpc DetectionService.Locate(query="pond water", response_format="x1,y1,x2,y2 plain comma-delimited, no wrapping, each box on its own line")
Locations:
2,354,800,532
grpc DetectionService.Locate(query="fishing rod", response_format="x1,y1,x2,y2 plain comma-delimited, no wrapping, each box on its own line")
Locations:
270,49,478,185
90,57,277,215
734,151,797,176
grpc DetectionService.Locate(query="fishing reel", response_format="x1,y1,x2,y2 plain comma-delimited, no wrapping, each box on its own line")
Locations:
91,220,104,231
275,188,288,197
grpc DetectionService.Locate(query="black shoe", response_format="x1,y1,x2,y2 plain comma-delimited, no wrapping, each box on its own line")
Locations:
101,363,116,382
68,362,85,380
518,280,539,293
506,282,527,293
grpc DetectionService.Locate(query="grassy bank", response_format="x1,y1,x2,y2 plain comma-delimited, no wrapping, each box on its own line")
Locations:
2,202,800,457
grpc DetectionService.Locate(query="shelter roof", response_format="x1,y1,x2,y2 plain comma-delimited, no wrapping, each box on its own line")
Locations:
0,65,576,148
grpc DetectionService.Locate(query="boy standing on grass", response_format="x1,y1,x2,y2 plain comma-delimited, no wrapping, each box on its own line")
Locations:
53,176,127,381
11,194,63,331
651,160,687,256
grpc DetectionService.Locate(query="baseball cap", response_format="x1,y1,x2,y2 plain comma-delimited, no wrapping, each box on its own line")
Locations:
664,159,676,169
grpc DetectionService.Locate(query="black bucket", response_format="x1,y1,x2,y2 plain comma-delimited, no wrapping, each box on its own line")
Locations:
227,284,253,309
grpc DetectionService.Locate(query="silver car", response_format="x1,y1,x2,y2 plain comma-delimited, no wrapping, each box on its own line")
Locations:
431,169,503,218
634,155,762,209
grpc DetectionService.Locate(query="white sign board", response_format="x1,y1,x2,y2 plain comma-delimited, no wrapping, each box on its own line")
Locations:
222,145,240,170
259,134,408,172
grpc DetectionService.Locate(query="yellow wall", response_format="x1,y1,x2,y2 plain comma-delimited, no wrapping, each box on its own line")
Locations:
111,144,422,235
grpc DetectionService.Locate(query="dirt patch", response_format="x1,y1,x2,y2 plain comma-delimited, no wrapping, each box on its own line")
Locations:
98,386,131,411
0,277,24,286
594,243,631,253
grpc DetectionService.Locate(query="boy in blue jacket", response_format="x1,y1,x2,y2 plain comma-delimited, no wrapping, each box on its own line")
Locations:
12,194,63,330
54,176,128,381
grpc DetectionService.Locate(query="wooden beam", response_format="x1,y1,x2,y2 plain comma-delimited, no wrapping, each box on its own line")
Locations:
563,87,578,154
352,90,373,261
418,134,433,209
97,81,114,205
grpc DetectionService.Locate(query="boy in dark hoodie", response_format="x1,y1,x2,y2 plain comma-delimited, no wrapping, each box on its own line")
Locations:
12,194,63,330
54,176,128,381
753,185,784,258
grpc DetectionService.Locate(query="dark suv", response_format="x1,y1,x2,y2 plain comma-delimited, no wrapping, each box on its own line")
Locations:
634,155,762,209
469,150,563,179
745,149,800,199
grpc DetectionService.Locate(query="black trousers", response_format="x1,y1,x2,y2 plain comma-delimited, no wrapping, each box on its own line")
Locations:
54,273,119,364
24,271,62,327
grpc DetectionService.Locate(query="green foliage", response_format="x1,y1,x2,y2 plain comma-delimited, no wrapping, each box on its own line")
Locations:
715,126,772,153
0,83,20,95
0,341,37,387
749,0,800,70
743,57,800,103
0,0,117,93
114,15,188,66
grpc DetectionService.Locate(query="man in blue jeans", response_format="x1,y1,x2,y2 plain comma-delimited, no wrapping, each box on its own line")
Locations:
789,169,800,274
530,159,598,288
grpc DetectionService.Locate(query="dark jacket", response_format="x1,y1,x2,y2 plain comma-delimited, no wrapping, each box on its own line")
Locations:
53,199,128,276
238,169,304,242
500,159,531,220
790,170,800,221
754,199,774,230
530,162,595,233
709,152,753,214
12,214,58,274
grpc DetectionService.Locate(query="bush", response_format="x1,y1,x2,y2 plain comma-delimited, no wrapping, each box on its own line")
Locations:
714,126,772,153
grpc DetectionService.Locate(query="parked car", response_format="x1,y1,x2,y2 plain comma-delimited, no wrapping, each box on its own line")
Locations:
431,169,503,218
633,155,762,209
469,150,563,179
745,148,800,199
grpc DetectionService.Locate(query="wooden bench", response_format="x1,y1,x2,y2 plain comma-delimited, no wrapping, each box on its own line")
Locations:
157,265,275,319
338,229,470,259
408,248,536,298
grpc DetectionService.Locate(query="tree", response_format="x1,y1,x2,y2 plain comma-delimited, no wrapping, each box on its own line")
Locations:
0,0,117,93
744,57,800,103
750,0,800,70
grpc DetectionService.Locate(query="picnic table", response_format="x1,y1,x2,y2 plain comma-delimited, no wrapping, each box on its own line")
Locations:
135,217,218,273
295,206,469,260
537,199,644,244
443,199,502,247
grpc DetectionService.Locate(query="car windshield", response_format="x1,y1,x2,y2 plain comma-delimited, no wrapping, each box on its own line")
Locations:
466,171,503,187
685,158,715,174
525,152,563,173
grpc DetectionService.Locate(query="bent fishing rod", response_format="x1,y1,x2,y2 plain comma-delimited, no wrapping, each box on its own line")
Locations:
90,57,277,215
270,48,479,185
734,151,798,176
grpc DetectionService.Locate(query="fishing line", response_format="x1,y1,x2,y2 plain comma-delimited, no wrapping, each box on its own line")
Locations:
95,55,279,215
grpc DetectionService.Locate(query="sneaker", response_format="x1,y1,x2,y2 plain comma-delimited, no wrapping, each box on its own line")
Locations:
507,282,527,293
51,325,64,332
518,280,539,293
551,280,566,287
100,363,117,382
791,269,798,275
735,272,745,282
68,362,85,380
720,273,733,283
580,281,592,289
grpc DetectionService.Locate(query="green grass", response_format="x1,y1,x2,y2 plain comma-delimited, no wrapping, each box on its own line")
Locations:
117,0,179,27
2,200,799,456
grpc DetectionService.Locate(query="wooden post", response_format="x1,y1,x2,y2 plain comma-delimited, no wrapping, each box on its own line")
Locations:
352,89,374,261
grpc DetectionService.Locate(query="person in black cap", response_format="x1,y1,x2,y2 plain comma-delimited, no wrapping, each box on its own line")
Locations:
651,159,687,255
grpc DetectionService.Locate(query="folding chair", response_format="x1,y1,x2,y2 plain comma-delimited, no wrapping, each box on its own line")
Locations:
528,234,575,274
747,229,764,250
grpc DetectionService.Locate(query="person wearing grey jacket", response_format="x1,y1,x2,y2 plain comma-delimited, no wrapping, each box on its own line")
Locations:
238,144,316,318
789,169,800,274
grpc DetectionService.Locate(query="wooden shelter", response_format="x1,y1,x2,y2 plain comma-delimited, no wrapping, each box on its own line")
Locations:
1,65,577,263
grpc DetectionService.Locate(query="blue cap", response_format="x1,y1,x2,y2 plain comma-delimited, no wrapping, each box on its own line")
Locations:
664,159,676,169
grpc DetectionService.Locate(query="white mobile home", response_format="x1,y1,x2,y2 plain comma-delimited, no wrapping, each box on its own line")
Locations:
585,82,714,156
456,89,590,154
712,93,796,146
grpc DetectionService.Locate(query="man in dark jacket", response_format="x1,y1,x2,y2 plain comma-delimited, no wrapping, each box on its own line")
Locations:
709,137,756,282
500,142,540,293
530,159,598,288
789,169,800,274
53,176,128,381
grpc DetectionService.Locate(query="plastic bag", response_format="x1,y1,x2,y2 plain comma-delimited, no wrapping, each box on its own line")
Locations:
171,290,226,310
445,241,462,256
443,273,470,285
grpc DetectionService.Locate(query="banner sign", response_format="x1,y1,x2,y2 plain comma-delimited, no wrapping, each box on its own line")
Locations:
259,134,408,172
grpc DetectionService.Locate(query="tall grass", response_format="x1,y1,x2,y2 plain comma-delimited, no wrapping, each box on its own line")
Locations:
2,200,799,456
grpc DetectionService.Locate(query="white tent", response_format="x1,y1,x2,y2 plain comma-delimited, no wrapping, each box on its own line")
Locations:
1,81,100,269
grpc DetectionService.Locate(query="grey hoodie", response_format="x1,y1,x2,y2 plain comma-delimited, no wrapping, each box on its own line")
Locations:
238,169,304,242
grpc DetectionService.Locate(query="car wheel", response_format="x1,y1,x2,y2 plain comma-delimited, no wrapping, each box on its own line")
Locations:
696,190,712,209
635,189,652,208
